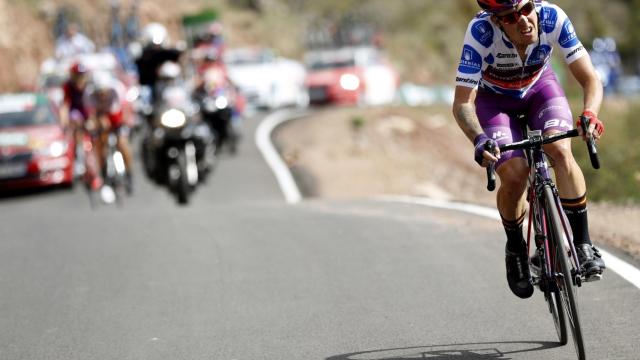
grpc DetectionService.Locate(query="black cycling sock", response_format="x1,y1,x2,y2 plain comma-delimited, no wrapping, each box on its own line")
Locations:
561,194,591,246
502,212,527,253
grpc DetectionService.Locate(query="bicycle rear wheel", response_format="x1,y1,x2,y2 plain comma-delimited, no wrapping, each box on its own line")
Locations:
544,186,585,359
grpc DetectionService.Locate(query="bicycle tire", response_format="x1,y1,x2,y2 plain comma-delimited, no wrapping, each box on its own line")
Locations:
544,186,586,360
176,150,190,205
545,286,568,345
112,150,127,208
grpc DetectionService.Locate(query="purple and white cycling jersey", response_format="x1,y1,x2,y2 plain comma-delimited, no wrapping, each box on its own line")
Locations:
455,1,588,98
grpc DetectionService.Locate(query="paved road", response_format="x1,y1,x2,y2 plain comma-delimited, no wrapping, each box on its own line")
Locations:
1,113,639,360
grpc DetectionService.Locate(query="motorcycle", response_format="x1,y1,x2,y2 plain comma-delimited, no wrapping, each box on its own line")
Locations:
141,83,215,204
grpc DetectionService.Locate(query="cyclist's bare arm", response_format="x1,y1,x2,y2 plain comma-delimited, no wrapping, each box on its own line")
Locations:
453,85,500,162
59,103,70,129
569,56,604,138
453,86,482,141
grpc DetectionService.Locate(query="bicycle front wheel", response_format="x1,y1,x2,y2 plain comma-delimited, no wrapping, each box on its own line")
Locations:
544,186,585,359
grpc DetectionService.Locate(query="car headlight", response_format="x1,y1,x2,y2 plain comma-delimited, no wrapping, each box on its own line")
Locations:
340,74,360,91
160,109,186,128
37,140,68,157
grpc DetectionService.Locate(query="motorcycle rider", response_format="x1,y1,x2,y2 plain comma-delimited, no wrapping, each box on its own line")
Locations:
134,23,183,106
86,71,134,192
191,48,243,153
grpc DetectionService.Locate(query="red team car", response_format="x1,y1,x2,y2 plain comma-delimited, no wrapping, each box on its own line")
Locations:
0,93,75,190
304,46,398,106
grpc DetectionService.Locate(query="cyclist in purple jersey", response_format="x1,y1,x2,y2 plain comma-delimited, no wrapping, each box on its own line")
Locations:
452,0,606,299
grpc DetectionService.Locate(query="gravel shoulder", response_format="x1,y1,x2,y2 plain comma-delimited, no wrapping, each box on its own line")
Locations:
274,105,640,262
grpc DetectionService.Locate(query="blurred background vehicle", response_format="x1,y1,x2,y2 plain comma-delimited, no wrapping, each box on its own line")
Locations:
304,46,398,106
224,47,308,110
0,93,74,190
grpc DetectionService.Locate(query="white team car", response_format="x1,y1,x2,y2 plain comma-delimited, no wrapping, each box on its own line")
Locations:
224,47,308,110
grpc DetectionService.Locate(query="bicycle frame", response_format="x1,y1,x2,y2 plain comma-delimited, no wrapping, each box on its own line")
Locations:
485,117,600,360
523,130,583,286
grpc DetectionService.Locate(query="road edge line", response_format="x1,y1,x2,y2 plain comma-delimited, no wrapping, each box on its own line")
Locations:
255,109,304,204
378,195,640,290
255,109,640,290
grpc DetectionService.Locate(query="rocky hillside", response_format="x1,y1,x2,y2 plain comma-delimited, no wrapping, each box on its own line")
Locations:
1,0,637,92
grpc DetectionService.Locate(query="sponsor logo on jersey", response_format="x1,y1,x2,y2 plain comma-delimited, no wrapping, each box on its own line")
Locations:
566,45,585,59
527,45,552,66
539,7,558,33
559,18,579,48
458,45,482,74
497,53,517,59
471,20,494,48
497,63,517,68
482,63,544,90
456,77,479,85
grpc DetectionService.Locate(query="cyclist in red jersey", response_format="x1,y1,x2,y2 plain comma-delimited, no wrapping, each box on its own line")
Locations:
86,71,134,191
452,0,605,299
60,62,92,175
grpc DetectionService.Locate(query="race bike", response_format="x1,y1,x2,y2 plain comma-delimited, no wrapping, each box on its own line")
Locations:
141,83,215,204
486,115,601,360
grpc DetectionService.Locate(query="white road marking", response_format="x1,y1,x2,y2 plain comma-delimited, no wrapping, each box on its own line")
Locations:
255,109,305,204
380,195,640,290
257,110,640,290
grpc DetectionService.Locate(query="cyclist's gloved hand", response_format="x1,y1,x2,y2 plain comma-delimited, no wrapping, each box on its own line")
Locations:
474,133,498,166
577,110,604,140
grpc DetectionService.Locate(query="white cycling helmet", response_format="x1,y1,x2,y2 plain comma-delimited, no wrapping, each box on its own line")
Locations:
142,22,168,46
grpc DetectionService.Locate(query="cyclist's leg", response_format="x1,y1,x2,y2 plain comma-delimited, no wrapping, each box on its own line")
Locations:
475,92,529,223
93,115,109,173
117,126,134,174
476,92,533,298
527,73,605,273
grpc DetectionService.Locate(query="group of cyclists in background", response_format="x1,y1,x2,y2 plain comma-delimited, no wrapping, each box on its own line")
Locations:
45,1,237,202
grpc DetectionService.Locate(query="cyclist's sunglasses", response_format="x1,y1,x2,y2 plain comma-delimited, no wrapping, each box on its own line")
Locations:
497,1,536,25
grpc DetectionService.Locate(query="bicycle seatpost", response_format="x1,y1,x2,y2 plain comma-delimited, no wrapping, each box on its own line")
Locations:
485,141,496,191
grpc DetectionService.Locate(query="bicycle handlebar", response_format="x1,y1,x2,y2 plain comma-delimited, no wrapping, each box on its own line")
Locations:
486,125,601,192
579,115,601,169
485,141,496,191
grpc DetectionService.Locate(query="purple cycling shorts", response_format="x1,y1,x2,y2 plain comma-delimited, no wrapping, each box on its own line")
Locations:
475,67,574,168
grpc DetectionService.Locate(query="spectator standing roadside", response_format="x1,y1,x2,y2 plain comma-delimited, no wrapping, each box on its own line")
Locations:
55,23,96,59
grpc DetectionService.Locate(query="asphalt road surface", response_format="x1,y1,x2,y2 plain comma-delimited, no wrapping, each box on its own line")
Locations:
1,113,639,360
